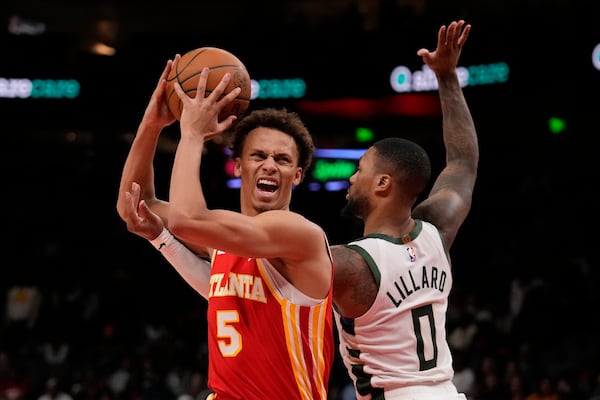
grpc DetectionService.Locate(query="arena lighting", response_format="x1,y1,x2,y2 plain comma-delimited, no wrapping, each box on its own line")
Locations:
89,42,116,56
308,149,366,191
390,62,509,93
355,127,374,143
83,18,118,56
548,117,567,135
225,148,366,192
593,43,600,71
323,181,350,192
0,77,80,99
313,148,366,159
226,177,350,192
250,78,306,100
226,179,242,189
7,15,46,35
295,94,440,118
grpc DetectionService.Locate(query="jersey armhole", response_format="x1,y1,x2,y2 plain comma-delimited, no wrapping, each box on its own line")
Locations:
345,244,381,287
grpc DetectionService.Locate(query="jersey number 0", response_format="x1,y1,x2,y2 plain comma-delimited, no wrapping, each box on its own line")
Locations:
412,304,438,370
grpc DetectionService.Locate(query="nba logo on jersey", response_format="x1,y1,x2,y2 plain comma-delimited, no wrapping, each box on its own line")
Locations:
406,245,416,262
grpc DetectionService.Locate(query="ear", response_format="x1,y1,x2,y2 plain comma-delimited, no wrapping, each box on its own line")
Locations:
234,158,242,178
375,174,391,192
293,167,303,186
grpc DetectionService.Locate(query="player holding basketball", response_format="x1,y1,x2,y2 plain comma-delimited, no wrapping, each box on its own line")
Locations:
330,19,478,400
116,60,334,399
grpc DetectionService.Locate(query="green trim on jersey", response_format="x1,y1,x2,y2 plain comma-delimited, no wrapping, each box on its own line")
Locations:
344,220,424,288
346,243,381,287
359,219,423,244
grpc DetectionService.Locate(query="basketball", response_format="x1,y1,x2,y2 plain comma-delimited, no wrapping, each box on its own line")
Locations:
165,47,251,121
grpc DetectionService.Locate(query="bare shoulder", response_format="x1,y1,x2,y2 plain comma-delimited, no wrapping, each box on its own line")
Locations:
259,209,326,247
331,244,378,318
265,209,322,232
269,210,332,299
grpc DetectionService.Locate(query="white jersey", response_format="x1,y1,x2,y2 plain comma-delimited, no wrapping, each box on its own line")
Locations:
335,220,465,400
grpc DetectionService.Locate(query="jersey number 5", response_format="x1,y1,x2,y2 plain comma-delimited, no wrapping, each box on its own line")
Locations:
217,310,242,357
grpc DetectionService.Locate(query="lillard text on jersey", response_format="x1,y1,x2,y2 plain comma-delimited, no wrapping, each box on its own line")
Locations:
386,264,447,307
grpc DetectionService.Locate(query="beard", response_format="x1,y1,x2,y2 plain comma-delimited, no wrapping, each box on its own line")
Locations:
340,192,368,220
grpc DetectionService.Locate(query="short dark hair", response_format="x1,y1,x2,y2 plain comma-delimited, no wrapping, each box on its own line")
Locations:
227,108,315,181
372,137,431,197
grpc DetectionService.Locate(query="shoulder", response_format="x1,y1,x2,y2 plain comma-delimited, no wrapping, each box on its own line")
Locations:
263,209,319,226
331,244,377,318
331,244,367,270
270,210,326,239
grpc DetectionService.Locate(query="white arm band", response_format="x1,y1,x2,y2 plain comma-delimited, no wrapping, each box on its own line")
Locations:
150,228,211,299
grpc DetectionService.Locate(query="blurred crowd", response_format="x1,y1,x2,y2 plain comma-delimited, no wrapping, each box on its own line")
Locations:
2,243,598,400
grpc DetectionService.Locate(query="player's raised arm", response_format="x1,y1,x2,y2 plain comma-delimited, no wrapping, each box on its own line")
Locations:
412,20,478,249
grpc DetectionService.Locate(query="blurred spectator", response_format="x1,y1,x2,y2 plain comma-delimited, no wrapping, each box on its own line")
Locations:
5,285,42,328
3,284,42,355
172,370,209,400
0,351,30,400
507,373,527,400
525,376,559,400
40,335,70,369
449,311,479,352
452,350,476,398
473,355,509,400
107,355,133,397
37,376,73,400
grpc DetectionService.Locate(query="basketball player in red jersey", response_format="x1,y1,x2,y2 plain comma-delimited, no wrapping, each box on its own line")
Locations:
330,20,478,400
117,63,334,399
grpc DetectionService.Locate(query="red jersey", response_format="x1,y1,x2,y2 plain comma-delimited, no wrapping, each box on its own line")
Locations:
206,250,334,400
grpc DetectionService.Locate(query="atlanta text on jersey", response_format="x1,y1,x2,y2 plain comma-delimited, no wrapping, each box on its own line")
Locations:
209,273,268,303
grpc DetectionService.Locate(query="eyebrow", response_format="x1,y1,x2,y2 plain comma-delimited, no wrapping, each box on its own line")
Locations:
249,149,295,159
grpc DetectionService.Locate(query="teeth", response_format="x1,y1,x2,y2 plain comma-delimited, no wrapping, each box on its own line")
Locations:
258,179,277,186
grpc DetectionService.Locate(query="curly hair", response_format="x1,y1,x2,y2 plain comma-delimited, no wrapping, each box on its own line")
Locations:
227,108,315,181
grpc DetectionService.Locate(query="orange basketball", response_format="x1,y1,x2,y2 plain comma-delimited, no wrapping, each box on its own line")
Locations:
165,47,251,121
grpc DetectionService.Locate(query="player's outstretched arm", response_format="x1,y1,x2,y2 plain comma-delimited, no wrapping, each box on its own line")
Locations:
116,56,179,227
412,20,479,249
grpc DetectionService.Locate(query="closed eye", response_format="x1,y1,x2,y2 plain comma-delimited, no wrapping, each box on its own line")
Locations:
249,151,293,165
274,155,292,164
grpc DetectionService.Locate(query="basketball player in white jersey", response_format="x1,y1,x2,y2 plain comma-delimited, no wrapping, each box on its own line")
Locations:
330,20,478,400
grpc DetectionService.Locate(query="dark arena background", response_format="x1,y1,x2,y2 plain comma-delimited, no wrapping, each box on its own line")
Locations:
1,1,598,399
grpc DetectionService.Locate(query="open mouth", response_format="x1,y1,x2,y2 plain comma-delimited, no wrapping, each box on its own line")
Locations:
257,178,278,193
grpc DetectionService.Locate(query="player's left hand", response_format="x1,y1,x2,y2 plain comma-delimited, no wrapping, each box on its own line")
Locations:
122,182,165,241
417,20,471,76
174,67,241,142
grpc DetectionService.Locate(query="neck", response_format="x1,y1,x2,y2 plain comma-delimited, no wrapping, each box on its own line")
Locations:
363,214,414,238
